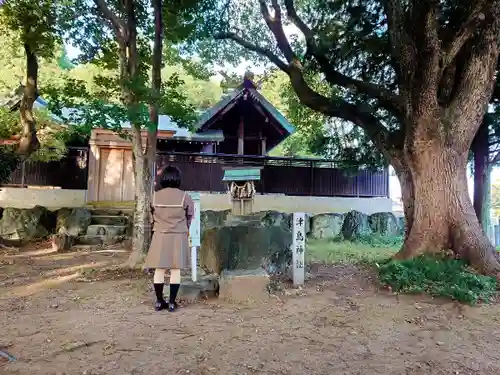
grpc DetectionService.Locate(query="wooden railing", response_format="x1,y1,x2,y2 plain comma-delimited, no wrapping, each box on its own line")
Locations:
156,152,389,197
4,149,390,197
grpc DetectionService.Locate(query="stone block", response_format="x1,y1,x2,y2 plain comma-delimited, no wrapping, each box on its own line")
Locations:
310,213,344,239
177,275,219,303
75,235,126,246
0,206,53,241
219,268,270,304
56,208,92,237
200,224,292,275
200,209,230,238
368,212,400,236
86,224,127,237
341,210,371,240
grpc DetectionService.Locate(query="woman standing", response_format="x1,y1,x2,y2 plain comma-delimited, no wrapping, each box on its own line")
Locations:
143,165,194,312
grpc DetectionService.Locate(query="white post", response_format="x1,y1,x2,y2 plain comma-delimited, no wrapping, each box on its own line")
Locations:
292,212,306,286
189,192,201,282
191,246,197,282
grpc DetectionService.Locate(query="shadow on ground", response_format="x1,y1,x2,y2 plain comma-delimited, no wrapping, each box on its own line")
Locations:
1,242,500,375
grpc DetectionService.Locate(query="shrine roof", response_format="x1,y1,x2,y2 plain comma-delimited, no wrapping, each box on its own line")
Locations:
222,167,262,182
193,86,296,136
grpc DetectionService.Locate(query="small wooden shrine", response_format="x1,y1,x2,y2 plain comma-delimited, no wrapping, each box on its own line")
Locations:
222,167,262,215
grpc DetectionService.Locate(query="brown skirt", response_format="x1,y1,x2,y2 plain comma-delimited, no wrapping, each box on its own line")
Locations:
143,232,190,269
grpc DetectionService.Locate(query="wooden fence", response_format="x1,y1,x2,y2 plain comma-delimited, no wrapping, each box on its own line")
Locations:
4,149,389,197
156,152,389,197
5,147,89,190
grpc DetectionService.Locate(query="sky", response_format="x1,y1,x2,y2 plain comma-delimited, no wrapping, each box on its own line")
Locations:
65,44,263,83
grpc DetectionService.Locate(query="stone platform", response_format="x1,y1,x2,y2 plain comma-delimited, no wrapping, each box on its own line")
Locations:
176,275,219,303
219,268,270,304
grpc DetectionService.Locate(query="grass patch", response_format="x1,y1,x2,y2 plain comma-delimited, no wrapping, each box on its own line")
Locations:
355,234,404,248
307,236,400,264
378,255,497,305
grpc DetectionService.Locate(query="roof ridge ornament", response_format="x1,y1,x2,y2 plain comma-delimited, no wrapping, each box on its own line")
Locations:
242,71,256,89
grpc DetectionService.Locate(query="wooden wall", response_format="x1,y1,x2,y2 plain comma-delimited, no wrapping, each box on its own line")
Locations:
86,128,175,202
97,148,135,201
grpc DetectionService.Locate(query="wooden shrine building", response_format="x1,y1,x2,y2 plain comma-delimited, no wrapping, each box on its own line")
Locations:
155,75,295,156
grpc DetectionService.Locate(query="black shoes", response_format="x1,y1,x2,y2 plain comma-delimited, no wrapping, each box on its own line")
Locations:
155,300,169,311
153,283,180,312
155,301,179,312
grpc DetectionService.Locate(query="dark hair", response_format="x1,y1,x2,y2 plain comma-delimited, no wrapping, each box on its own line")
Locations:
157,165,181,190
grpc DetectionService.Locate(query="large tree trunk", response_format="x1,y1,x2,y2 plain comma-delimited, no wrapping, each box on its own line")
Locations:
472,119,492,235
393,138,500,275
0,44,39,187
17,43,40,157
125,0,162,267
126,139,154,267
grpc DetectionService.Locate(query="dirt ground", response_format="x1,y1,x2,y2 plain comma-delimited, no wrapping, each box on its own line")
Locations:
2,243,500,375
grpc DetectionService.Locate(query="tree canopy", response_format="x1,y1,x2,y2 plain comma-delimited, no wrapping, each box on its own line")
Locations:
0,0,74,182
197,0,499,155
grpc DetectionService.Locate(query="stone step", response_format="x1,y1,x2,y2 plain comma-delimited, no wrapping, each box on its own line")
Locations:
75,234,128,246
86,224,128,237
91,215,129,226
89,208,134,216
219,268,270,304
177,275,219,302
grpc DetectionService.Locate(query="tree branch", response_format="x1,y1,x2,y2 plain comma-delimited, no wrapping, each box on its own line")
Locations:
381,0,406,60
445,3,500,151
283,0,312,39
258,0,296,63
491,150,500,165
380,0,415,100
93,0,125,42
218,1,397,155
440,1,488,71
286,65,393,157
408,0,441,114
215,32,290,73
284,0,405,119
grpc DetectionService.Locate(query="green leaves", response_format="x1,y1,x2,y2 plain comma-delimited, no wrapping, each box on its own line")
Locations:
45,0,207,136
378,255,497,305
0,0,67,59
43,63,200,135
0,146,20,184
0,108,19,140
191,0,391,168
257,69,386,168
0,107,70,162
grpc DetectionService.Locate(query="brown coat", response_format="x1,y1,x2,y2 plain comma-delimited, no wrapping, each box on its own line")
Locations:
143,188,194,270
